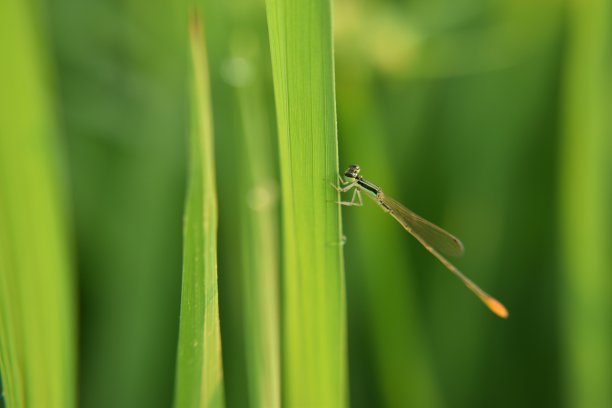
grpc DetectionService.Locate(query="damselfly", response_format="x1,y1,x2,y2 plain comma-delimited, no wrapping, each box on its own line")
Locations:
335,164,508,318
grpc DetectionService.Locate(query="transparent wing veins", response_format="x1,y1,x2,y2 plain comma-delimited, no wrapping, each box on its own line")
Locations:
379,195,465,257
373,193,508,318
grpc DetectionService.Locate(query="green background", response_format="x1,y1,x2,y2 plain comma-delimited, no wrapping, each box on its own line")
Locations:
1,0,611,407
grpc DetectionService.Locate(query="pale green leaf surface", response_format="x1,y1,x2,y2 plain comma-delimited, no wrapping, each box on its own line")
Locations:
265,0,348,406
173,12,225,408
560,1,612,407
0,1,75,407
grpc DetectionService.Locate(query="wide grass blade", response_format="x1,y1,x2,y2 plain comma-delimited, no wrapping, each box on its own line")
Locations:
264,0,347,405
173,12,225,408
560,1,612,407
0,1,75,407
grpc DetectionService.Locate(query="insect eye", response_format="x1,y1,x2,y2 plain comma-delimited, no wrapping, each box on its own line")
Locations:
344,164,361,178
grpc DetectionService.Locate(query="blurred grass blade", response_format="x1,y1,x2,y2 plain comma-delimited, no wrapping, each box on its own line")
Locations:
335,78,442,406
51,1,190,405
173,11,225,408
230,36,281,408
560,1,612,407
0,0,76,407
265,0,347,405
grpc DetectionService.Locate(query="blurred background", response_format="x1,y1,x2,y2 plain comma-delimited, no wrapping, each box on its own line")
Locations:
1,0,610,407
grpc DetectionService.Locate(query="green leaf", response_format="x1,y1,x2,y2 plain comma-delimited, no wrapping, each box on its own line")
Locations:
264,0,348,405
173,11,225,408
560,1,612,407
230,37,281,408
0,1,75,407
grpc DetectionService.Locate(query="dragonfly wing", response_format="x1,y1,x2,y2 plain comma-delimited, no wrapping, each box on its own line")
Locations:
377,194,508,318
380,195,465,257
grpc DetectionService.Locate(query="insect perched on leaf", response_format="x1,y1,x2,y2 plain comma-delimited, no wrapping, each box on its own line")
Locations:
334,164,508,318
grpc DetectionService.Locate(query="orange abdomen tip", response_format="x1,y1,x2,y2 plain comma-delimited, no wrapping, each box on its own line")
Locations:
485,297,509,319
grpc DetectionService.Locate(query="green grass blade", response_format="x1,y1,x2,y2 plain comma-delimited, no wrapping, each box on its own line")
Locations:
173,12,225,408
264,0,347,405
560,1,612,407
230,38,281,408
49,1,189,404
0,1,75,407
335,78,442,406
